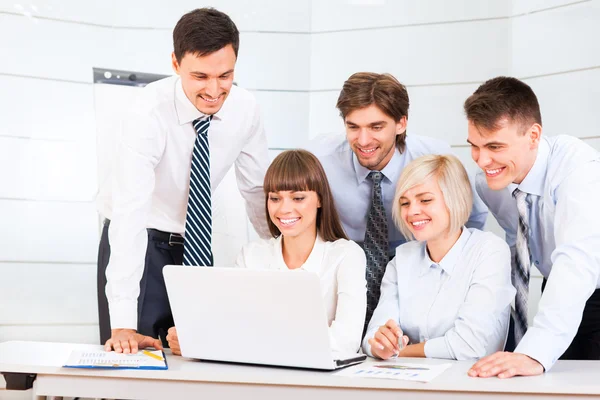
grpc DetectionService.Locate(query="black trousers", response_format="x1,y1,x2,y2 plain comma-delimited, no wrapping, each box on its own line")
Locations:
505,279,600,359
97,220,184,345
541,278,600,360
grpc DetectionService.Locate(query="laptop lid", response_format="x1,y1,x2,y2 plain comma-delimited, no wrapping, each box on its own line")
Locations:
164,265,347,370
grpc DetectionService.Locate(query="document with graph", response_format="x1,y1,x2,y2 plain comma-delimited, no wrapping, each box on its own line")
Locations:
63,349,168,370
334,361,452,382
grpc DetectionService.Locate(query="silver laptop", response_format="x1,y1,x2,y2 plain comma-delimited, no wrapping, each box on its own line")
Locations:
163,265,366,370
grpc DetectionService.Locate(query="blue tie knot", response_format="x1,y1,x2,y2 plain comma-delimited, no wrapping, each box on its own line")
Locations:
193,115,213,137
367,171,383,183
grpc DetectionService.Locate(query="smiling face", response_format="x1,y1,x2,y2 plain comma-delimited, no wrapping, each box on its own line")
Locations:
399,176,451,243
267,190,321,241
467,119,541,190
172,44,236,115
345,104,407,171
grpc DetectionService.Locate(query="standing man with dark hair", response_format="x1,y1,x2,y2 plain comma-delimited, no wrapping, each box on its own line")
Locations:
98,8,270,353
465,77,600,378
314,72,488,331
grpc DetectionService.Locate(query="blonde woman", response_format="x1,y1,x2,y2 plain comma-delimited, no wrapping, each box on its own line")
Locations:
363,154,515,360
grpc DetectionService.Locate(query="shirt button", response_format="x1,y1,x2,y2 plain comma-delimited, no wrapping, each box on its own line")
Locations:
535,260,540,265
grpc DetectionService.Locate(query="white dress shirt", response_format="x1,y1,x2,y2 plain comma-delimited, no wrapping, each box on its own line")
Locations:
476,135,600,371
235,235,367,354
363,228,515,360
313,134,488,257
101,76,270,329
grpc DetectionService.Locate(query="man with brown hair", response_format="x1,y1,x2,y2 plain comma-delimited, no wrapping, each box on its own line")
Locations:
314,72,488,331
98,8,270,353
465,76,600,378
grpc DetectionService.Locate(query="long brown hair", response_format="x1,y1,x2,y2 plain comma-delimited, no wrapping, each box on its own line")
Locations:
263,149,348,242
336,72,410,153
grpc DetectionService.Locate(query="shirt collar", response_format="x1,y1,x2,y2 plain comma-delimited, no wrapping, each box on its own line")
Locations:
352,146,404,185
174,76,223,125
419,227,471,277
516,137,550,197
272,235,326,273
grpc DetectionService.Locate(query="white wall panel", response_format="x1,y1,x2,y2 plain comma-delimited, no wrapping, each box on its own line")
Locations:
582,137,600,151
311,0,509,32
0,137,96,201
182,0,312,32
523,69,600,139
0,0,123,27
0,13,310,88
408,83,480,145
0,200,98,263
0,325,98,344
0,14,172,82
310,19,510,91
308,91,342,140
0,76,94,141
0,0,311,32
253,91,310,148
512,0,587,15
0,263,97,325
236,32,311,90
511,1,600,77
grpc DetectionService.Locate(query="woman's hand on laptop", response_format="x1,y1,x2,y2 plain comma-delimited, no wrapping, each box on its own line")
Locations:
104,328,163,353
368,319,409,360
166,327,181,355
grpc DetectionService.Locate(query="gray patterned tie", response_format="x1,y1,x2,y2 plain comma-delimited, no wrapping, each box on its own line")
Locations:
363,171,390,331
512,188,531,343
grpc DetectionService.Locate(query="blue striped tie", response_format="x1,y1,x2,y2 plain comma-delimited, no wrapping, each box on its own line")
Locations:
183,115,213,267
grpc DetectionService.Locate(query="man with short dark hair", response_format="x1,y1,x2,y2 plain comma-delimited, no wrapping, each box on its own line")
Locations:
98,8,270,353
314,72,488,330
465,76,600,378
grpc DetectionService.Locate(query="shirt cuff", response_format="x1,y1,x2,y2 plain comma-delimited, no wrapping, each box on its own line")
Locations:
514,328,558,372
108,300,138,331
424,337,452,359
362,328,378,358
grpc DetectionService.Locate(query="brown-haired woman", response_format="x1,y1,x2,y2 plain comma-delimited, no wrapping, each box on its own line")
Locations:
237,149,366,354
168,149,367,355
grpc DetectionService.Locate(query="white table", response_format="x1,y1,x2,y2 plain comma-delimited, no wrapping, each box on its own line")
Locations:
2,341,600,399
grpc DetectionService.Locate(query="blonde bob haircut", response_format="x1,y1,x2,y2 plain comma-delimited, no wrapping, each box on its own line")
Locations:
392,154,472,240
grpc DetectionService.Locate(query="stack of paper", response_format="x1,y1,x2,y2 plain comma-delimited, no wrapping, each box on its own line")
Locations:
63,350,168,370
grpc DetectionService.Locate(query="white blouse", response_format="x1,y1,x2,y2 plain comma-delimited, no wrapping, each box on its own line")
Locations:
363,228,515,360
235,235,367,353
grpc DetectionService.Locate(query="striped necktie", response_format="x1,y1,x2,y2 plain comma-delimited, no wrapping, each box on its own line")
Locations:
512,188,531,343
183,116,213,267
363,171,390,331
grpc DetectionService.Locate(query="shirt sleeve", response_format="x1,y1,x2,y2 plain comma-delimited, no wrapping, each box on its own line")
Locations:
234,100,270,239
234,243,249,269
424,237,515,360
361,256,401,357
466,171,489,230
515,163,600,371
328,242,367,353
105,107,164,330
